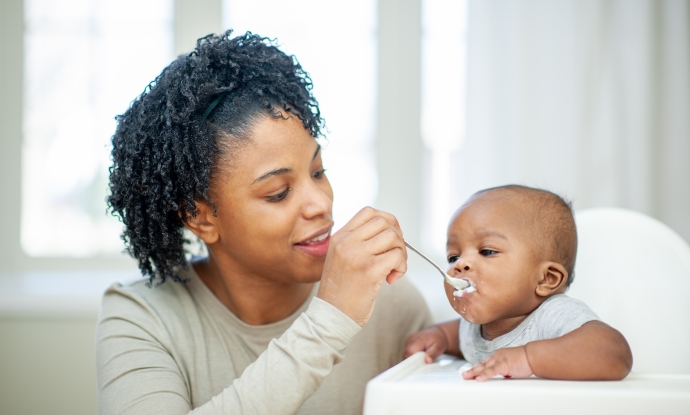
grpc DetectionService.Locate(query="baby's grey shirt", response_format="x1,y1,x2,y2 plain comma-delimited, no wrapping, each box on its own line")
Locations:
459,294,600,365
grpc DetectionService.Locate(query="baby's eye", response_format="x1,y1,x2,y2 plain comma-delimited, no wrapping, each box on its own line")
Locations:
479,249,496,257
447,255,459,264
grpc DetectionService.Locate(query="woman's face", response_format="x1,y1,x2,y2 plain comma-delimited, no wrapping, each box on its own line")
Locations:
207,113,334,284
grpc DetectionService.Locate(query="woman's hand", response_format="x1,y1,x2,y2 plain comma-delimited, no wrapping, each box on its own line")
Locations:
317,207,407,326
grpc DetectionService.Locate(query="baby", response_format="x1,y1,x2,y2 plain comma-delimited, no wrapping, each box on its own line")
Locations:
404,185,632,381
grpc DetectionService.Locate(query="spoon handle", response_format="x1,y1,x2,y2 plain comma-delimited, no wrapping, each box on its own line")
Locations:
404,240,470,290
404,240,447,276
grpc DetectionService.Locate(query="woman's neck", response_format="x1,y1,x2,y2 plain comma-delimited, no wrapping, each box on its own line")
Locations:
193,255,314,325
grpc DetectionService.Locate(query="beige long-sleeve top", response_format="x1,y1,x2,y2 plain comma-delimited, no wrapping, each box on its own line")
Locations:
96,266,432,415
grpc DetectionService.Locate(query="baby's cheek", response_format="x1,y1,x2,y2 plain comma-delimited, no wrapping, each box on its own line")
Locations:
444,284,466,313
443,283,458,308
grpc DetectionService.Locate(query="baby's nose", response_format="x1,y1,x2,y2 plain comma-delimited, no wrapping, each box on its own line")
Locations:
452,259,471,273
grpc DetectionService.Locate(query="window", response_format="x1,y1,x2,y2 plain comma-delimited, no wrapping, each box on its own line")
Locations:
420,0,468,258
22,0,174,257
223,0,378,231
17,0,462,266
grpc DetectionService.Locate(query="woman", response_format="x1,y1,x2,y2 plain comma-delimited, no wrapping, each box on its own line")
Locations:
97,31,432,414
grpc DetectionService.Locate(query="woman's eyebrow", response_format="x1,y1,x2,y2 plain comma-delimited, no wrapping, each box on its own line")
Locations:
253,145,321,185
252,167,292,184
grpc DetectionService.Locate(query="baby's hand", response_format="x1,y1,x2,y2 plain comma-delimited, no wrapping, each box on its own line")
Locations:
403,326,449,364
462,346,533,381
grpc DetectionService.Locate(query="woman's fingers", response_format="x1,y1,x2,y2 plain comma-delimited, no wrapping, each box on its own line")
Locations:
385,269,406,285
365,227,406,258
341,206,402,234
374,247,407,279
316,207,408,327
353,213,404,243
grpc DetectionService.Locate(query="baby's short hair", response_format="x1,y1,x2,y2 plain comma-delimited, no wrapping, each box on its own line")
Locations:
472,185,578,286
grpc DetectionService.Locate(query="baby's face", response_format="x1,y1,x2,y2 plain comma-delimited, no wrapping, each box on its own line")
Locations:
444,194,544,325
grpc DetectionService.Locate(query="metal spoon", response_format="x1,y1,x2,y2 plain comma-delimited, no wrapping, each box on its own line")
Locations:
404,240,470,290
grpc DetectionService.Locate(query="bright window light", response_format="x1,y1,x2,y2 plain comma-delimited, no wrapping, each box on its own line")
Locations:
223,0,378,231
22,0,174,256
420,0,468,258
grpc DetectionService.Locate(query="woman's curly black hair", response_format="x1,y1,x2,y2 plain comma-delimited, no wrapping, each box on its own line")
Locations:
108,30,324,284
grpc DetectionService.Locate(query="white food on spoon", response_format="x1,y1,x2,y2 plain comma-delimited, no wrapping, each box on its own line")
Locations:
446,277,470,290
453,280,476,297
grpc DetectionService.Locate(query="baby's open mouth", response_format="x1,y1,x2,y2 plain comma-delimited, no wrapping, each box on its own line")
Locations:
453,279,476,298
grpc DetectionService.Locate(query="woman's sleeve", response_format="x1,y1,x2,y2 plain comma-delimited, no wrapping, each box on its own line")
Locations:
96,288,361,415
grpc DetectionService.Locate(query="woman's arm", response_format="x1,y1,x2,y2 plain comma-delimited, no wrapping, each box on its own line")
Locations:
97,293,361,415
98,207,408,414
462,321,633,381
317,207,408,326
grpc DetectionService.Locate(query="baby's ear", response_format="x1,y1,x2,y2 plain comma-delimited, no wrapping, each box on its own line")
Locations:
535,262,568,297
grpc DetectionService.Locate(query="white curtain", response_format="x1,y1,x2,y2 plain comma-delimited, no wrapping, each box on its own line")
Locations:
453,0,690,243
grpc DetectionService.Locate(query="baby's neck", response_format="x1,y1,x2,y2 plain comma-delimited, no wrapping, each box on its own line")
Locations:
481,315,529,341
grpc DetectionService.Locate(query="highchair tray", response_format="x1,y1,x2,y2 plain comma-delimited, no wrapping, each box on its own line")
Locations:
363,352,690,415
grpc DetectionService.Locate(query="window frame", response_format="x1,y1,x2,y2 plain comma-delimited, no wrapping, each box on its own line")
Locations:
0,0,425,274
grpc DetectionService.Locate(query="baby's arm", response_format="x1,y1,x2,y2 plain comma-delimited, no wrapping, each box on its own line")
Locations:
463,321,632,381
403,320,462,363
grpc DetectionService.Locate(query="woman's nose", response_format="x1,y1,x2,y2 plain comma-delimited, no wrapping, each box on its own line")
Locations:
302,180,333,219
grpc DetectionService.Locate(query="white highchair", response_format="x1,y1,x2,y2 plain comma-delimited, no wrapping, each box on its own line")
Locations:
568,208,690,374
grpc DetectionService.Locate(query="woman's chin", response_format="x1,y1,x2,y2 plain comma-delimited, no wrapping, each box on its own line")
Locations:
284,263,325,285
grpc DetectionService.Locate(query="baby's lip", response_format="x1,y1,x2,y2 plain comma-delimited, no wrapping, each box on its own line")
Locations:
453,278,476,298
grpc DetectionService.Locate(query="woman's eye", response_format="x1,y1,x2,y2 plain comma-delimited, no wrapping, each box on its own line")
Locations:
479,249,496,257
267,188,290,202
447,255,459,264
312,168,327,179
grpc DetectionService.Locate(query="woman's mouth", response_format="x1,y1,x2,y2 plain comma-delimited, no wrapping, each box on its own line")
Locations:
295,231,331,258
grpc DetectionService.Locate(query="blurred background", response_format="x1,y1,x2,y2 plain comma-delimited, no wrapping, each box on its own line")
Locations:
0,0,688,413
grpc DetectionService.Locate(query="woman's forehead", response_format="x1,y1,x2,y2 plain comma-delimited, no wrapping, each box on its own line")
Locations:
222,115,318,181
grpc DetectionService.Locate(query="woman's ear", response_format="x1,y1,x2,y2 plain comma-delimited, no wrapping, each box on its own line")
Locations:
181,200,219,244
535,262,568,297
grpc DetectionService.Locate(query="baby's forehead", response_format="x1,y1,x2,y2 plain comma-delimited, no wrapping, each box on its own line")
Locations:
449,191,544,241
454,190,536,221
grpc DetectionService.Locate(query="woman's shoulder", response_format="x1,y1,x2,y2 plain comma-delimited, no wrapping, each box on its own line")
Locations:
98,269,197,327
